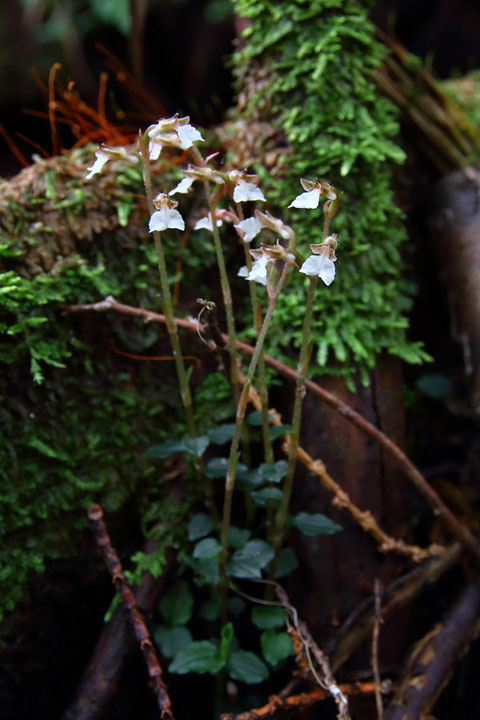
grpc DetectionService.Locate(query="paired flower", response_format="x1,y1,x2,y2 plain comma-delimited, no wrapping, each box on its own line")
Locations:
299,235,338,286
149,194,185,232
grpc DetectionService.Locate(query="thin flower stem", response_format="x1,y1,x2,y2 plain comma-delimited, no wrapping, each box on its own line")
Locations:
190,147,242,405
219,260,292,622
270,274,318,578
236,203,274,466
140,140,197,438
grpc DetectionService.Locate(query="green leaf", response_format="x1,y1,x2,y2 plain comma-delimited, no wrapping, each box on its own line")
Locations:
269,424,292,440
193,538,222,560
251,606,286,630
274,547,299,578
147,434,210,459
247,410,275,426
415,373,453,399
258,460,288,484
227,650,269,684
261,630,293,665
169,641,225,675
208,423,236,444
251,488,283,507
228,526,251,549
147,439,186,459
159,581,193,627
190,557,219,583
220,622,234,661
288,512,342,536
154,625,192,659
227,540,274,578
183,435,210,457
188,513,215,541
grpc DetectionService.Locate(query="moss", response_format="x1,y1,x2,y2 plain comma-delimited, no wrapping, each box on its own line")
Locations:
232,0,429,388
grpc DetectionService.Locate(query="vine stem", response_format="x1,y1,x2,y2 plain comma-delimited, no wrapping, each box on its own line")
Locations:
140,138,196,437
219,259,293,622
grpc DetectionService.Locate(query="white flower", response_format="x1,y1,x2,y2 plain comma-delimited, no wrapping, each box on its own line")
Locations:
247,255,269,285
288,178,337,209
177,123,204,149
299,253,336,285
146,115,204,160
149,194,185,232
169,177,195,196
289,188,322,209
233,179,266,203
86,145,139,180
194,215,223,231
234,216,262,242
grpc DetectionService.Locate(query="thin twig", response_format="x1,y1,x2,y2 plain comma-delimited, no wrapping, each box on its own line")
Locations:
87,504,175,719
64,297,480,566
372,579,384,720
220,681,387,720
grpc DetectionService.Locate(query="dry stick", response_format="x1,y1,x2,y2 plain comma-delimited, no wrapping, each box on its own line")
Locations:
63,541,173,720
383,583,480,720
372,579,384,720
220,682,384,720
244,382,440,563
63,298,480,565
87,504,174,720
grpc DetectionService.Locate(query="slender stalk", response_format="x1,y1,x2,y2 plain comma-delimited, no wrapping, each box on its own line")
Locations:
219,260,292,622
236,203,274,466
270,274,318,578
140,140,197,437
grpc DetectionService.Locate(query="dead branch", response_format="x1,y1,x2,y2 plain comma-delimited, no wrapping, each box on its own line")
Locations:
87,504,174,720
63,540,173,720
372,579,384,720
220,681,384,720
384,583,480,720
64,297,480,565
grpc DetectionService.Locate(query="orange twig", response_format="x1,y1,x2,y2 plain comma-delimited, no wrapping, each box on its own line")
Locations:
109,346,201,368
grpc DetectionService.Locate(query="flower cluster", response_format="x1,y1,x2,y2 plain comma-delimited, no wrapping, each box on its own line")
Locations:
85,116,340,288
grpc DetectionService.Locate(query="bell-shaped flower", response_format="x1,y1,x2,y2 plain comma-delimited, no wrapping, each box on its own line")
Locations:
299,235,338,286
149,194,185,232
86,145,139,180
289,178,337,209
234,216,262,243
